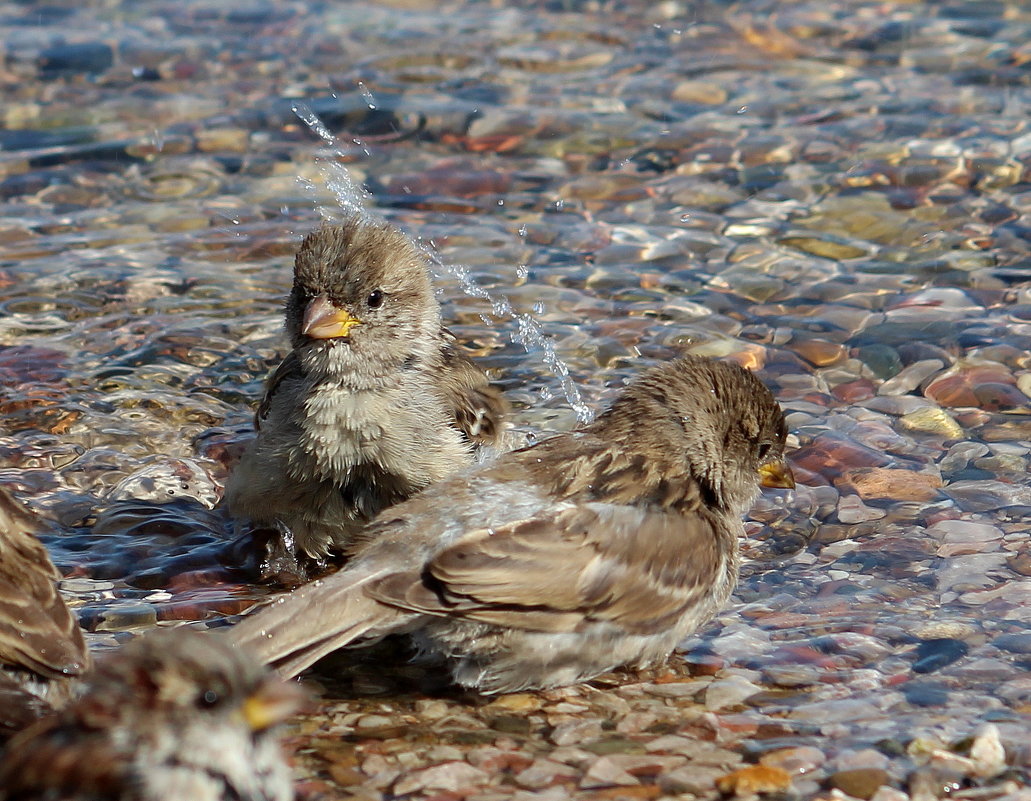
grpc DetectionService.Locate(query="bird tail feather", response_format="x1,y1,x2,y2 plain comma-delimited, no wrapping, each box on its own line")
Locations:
226,565,408,679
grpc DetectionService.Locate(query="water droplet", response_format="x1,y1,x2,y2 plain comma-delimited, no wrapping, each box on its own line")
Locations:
291,102,372,217
357,80,377,110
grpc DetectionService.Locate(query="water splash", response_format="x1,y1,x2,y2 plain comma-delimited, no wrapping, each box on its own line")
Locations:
290,101,371,220
290,97,593,424
421,245,593,424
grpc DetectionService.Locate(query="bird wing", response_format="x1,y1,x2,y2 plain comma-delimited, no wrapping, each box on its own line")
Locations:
227,469,551,678
254,349,304,429
436,328,508,446
0,716,125,798
0,494,90,681
0,673,53,740
0,572,89,680
367,502,733,636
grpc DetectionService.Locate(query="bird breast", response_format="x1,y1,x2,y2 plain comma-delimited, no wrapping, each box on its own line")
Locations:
299,385,387,474
297,380,469,482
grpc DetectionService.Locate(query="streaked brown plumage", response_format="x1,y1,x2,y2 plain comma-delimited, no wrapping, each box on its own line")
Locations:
228,356,792,693
0,629,305,801
0,488,90,738
224,217,507,559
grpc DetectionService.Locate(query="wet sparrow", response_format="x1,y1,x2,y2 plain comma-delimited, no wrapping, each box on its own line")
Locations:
0,488,90,739
225,216,507,559
228,356,792,693
0,629,305,801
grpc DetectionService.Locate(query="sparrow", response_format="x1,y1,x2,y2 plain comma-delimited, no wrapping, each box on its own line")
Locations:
224,216,508,559
0,488,91,739
228,355,793,694
0,629,306,801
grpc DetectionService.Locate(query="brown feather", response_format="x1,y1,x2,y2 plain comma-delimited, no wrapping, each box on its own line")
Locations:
436,328,509,446
367,503,731,636
0,489,90,718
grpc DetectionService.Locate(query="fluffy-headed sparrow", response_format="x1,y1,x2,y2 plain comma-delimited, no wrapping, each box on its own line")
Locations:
0,629,305,801
225,217,507,559
0,488,90,738
228,356,793,693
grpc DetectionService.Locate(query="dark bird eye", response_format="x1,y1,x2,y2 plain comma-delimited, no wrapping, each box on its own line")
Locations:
757,442,771,460
199,689,222,708
367,289,384,309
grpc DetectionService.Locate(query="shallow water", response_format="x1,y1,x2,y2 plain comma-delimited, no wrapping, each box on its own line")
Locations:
1,0,1029,797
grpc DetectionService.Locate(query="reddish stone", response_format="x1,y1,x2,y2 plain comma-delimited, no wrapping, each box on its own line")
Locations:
834,467,943,502
924,365,1029,410
789,431,890,481
831,378,877,402
785,462,831,487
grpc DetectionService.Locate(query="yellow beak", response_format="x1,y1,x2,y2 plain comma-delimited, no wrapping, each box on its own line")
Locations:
241,678,308,732
302,294,362,339
758,459,795,490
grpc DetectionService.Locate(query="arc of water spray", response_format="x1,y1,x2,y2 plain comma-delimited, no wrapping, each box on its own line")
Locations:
290,100,594,424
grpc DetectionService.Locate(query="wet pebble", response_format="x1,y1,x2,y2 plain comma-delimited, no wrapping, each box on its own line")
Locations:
81,602,158,632
912,638,969,674
946,480,1031,511
790,431,891,482
837,494,887,523
787,338,847,367
392,761,488,795
704,674,763,710
991,632,1031,655
759,745,825,775
514,759,579,789
715,764,793,796
902,681,950,707
828,768,892,800
898,407,964,438
836,467,943,502
927,519,1003,543
869,787,909,801
659,765,726,795
924,364,1030,411
550,720,603,746
38,41,114,76
877,359,945,396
